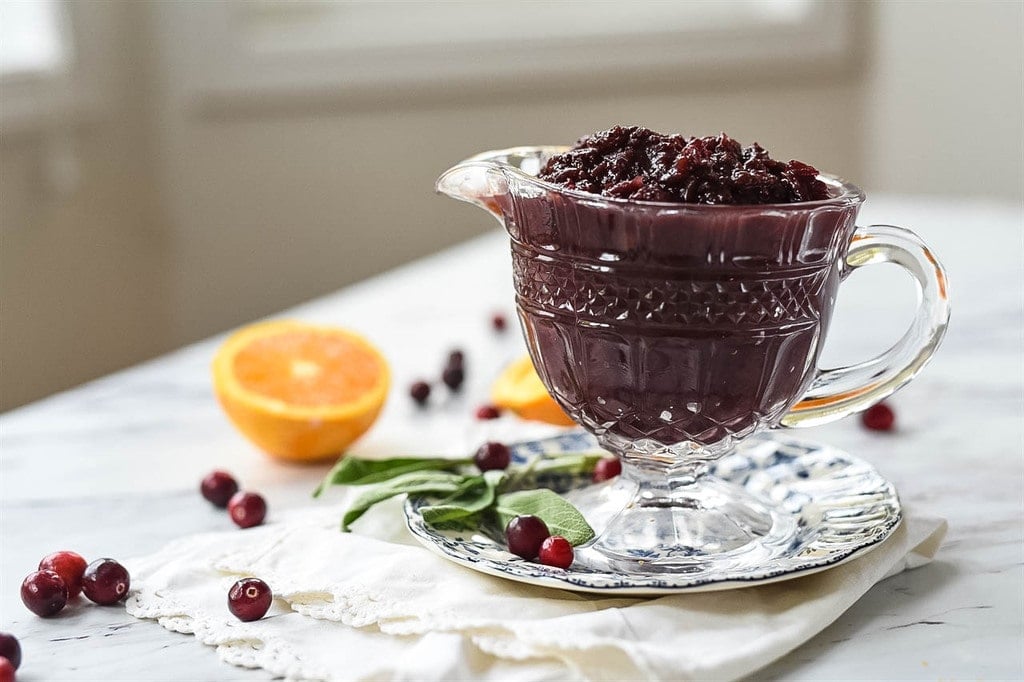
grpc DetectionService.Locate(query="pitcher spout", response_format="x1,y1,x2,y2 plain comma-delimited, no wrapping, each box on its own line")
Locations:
436,146,571,224
435,161,510,222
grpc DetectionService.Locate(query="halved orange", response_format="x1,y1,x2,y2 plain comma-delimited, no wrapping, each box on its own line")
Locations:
491,355,576,427
212,320,389,462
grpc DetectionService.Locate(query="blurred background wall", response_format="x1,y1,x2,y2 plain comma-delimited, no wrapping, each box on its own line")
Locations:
2,0,1022,410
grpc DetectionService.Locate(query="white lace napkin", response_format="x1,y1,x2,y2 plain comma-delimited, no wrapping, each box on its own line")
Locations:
125,494,946,682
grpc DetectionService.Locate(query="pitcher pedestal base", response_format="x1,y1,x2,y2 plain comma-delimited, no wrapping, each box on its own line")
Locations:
566,475,799,574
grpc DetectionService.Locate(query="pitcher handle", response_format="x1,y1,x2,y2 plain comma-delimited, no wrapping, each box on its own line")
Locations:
781,224,950,428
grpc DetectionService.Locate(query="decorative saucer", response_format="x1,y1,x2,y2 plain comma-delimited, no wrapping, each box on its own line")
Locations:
404,431,901,595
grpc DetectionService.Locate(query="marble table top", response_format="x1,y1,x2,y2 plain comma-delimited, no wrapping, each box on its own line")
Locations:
1,196,1021,681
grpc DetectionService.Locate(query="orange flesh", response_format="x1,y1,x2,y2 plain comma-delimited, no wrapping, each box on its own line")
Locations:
232,330,383,407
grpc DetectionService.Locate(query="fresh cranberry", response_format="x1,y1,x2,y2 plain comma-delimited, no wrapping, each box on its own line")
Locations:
861,403,895,432
82,559,130,605
441,365,465,391
0,633,21,670
38,551,88,600
228,491,267,529
228,577,273,622
475,404,501,420
20,570,67,617
538,536,574,569
409,381,431,406
0,657,14,682
491,313,507,332
201,470,239,508
474,441,511,471
447,350,465,367
592,457,623,482
505,515,550,560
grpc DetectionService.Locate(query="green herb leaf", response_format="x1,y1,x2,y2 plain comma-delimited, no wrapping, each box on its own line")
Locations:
526,452,606,477
341,471,467,530
494,488,596,546
419,470,506,525
314,455,472,496
324,449,604,545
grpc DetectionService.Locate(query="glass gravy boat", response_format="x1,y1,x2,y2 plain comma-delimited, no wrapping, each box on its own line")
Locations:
438,147,949,573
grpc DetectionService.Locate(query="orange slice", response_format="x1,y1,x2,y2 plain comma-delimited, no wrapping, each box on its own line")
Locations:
212,320,389,462
491,355,575,427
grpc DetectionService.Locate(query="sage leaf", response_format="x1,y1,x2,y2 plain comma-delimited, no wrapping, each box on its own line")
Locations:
315,455,472,496
494,488,596,546
419,470,506,525
519,452,606,479
341,470,467,530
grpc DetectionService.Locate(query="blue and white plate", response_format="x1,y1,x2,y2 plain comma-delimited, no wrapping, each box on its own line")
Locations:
404,432,901,595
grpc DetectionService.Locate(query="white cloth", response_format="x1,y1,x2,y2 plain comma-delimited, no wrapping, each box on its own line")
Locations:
125,495,946,682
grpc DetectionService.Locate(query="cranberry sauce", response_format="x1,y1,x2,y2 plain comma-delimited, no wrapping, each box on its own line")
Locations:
538,126,829,205
508,171,859,452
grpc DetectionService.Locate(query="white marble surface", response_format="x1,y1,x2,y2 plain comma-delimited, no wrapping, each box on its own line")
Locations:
1,196,1021,681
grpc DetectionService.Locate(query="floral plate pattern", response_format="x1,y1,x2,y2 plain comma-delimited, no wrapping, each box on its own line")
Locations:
404,431,901,595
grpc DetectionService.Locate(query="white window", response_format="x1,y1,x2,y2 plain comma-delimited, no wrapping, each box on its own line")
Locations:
0,0,70,77
159,1,857,109
0,0,82,133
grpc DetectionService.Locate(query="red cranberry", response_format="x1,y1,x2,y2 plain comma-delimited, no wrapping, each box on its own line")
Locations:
228,577,273,622
0,633,22,670
475,404,501,420
201,470,239,508
538,536,574,569
409,381,431,406
20,570,67,617
38,551,87,600
82,558,130,605
505,515,550,560
592,457,622,482
474,441,511,471
228,491,267,528
0,657,14,682
441,365,465,391
861,403,895,432
447,350,465,367
491,313,507,332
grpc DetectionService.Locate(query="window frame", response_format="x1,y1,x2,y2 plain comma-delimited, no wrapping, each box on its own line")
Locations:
160,1,861,116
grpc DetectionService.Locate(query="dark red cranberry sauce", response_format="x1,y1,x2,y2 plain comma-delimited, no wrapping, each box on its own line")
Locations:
509,136,859,448
537,126,829,204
